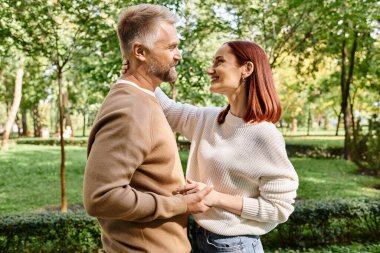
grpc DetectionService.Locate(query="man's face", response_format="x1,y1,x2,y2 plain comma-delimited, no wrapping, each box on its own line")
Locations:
146,22,182,83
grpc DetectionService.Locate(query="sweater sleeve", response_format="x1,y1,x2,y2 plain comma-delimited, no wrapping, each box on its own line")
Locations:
83,103,187,222
155,87,200,140
240,127,298,223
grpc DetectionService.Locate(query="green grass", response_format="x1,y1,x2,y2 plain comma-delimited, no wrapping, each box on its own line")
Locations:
285,136,344,147
0,145,86,215
292,157,380,200
267,243,380,253
0,145,379,215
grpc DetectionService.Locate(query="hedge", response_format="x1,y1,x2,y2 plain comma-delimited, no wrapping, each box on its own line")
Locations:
1,199,379,252
16,138,88,147
15,139,344,158
285,144,343,158
0,211,100,252
179,140,344,158
262,198,380,248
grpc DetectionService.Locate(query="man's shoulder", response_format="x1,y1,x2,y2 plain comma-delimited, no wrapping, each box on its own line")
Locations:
104,85,154,112
93,85,156,126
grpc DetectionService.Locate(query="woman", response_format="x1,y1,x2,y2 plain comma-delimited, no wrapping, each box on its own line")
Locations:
154,41,298,253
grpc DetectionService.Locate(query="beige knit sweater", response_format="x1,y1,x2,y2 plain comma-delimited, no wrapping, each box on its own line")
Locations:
83,82,190,253
155,87,299,236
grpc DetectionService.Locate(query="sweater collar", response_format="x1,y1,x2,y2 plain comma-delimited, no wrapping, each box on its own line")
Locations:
225,111,247,127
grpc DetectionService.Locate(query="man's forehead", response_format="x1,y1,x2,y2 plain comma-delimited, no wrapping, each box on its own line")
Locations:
156,23,179,44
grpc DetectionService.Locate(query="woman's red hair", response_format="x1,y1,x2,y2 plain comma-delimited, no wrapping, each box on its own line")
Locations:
217,41,282,124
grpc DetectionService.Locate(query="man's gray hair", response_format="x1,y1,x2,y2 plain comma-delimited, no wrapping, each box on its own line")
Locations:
117,4,177,58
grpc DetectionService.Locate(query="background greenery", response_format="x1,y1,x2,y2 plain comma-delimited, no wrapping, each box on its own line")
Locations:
0,0,379,252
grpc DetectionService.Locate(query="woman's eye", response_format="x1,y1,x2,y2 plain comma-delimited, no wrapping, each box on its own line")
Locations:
213,60,222,67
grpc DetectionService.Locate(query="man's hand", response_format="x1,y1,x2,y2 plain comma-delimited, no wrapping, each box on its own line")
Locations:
175,179,220,208
121,59,129,74
180,186,213,214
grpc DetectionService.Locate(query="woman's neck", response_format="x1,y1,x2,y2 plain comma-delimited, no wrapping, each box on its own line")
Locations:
227,86,247,118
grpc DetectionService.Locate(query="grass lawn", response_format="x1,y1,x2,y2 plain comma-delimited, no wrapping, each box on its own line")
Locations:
0,144,379,215
284,136,344,147
267,243,380,253
0,145,86,215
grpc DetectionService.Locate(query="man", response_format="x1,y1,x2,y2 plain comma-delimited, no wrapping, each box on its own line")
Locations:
83,4,212,253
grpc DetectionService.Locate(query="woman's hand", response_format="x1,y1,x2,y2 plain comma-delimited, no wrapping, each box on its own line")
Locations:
121,59,129,74
175,179,219,207
175,179,207,195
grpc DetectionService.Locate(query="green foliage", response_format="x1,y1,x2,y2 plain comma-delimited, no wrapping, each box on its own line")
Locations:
262,198,380,249
0,211,101,252
16,138,88,147
286,144,343,158
351,116,380,174
0,199,378,252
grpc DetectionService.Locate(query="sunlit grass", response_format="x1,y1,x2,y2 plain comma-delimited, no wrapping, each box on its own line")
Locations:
0,145,379,215
268,242,380,253
285,136,344,147
0,145,86,215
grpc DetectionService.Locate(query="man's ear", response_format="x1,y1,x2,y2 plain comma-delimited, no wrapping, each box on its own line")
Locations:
131,42,147,62
243,61,254,77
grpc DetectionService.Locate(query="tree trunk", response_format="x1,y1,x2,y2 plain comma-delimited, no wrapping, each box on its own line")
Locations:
341,32,358,160
335,110,342,136
307,106,311,136
63,92,74,137
58,68,67,213
15,114,22,137
82,111,86,137
1,56,24,151
22,110,28,136
32,107,42,137
291,118,298,133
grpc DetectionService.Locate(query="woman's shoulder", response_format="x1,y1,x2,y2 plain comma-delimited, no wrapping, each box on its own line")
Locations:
248,121,284,143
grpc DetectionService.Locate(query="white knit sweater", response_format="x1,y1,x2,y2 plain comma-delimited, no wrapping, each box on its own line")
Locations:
155,88,299,236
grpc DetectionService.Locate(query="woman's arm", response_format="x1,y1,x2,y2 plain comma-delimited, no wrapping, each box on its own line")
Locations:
177,125,298,223
176,179,243,215
155,88,200,140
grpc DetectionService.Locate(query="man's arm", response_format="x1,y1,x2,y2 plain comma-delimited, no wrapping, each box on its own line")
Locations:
83,103,210,222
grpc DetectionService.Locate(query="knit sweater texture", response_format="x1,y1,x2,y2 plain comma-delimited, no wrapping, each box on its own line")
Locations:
155,88,299,236
83,83,190,253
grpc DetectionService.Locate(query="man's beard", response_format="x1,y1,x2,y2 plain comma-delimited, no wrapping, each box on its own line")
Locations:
148,57,178,83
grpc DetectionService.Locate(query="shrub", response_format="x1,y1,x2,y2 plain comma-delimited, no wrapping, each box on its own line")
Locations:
351,115,380,175
262,198,380,249
285,144,344,158
1,200,378,252
179,140,344,158
0,211,101,253
16,138,88,147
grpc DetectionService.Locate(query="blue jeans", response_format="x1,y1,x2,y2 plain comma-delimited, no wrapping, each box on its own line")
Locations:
191,223,265,253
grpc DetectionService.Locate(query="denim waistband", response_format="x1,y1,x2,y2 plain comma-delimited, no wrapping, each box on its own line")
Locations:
193,222,260,239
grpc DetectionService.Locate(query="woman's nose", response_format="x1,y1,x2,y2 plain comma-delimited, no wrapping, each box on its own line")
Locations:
206,67,214,75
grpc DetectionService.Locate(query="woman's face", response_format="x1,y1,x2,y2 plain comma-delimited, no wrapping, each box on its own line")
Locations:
207,44,245,96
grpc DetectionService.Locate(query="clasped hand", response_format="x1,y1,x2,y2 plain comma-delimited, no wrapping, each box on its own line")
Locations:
175,179,219,213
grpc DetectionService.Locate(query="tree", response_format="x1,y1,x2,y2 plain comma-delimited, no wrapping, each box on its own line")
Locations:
300,0,379,159
3,0,113,212
1,55,24,150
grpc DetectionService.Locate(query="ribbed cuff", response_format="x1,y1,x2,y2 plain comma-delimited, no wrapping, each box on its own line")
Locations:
241,197,259,219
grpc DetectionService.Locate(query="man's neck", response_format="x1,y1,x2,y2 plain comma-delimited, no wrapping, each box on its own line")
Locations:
120,71,159,91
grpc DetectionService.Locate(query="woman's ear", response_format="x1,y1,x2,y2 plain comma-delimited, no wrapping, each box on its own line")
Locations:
131,42,147,62
243,61,254,77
